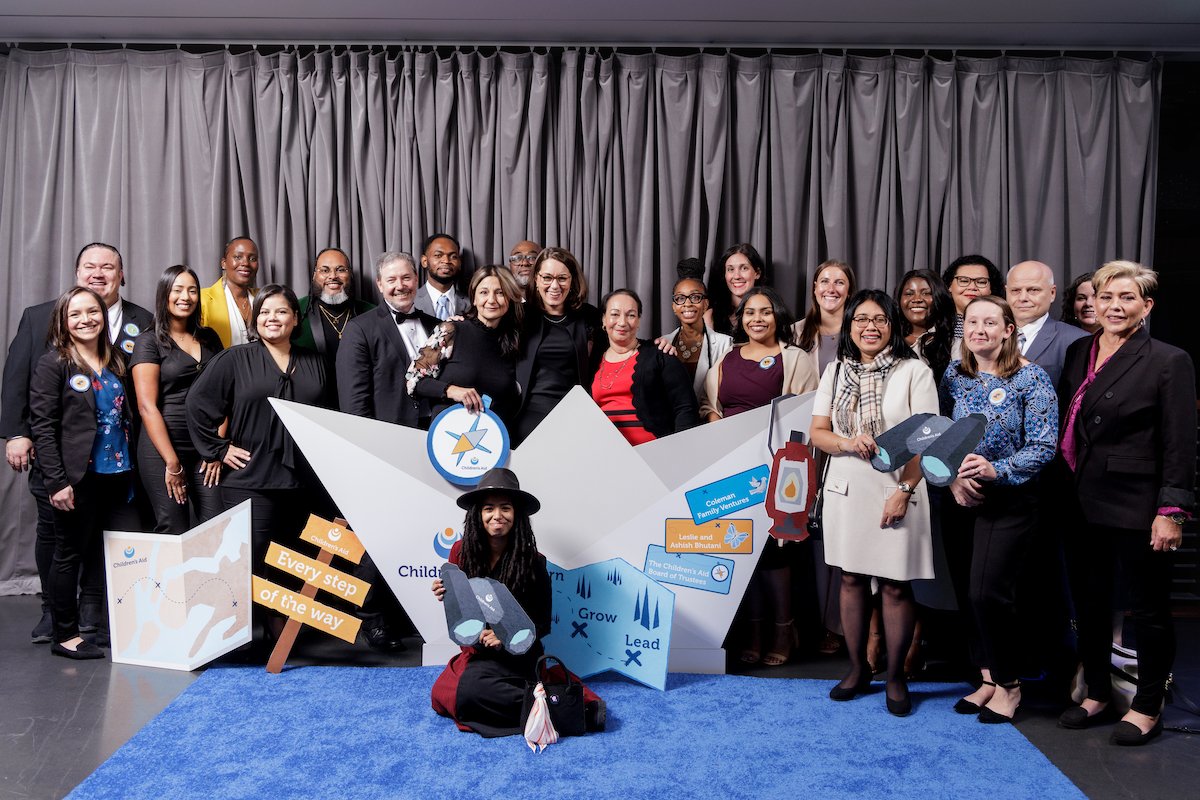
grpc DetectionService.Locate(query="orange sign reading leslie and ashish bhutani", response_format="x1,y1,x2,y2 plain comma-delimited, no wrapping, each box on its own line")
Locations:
252,576,362,643
265,542,370,607
299,515,366,564
664,518,754,554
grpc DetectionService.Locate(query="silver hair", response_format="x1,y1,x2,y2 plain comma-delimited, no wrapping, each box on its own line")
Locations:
374,251,417,281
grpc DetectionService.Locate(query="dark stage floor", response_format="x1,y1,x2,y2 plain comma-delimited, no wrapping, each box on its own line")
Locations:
1,593,1196,799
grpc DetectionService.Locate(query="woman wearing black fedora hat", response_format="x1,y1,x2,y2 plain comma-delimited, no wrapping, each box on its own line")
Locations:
430,467,602,737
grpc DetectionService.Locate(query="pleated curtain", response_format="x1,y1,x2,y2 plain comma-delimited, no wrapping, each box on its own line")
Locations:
0,46,1160,590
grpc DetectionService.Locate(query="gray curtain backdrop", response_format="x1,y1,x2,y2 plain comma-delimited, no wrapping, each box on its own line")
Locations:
0,46,1160,592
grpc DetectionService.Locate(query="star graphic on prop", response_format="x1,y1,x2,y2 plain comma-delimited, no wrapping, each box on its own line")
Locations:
446,414,492,464
271,387,814,676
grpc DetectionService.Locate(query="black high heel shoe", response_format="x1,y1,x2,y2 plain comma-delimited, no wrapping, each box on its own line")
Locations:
886,683,912,717
954,680,995,715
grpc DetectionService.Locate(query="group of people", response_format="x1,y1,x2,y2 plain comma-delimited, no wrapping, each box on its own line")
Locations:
1,234,1193,746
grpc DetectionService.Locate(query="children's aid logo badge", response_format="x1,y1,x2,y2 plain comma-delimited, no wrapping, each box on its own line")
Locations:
70,374,90,393
122,339,136,354
989,387,1007,406
426,394,510,486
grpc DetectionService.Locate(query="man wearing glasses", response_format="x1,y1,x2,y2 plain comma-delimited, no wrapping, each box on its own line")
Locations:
507,240,541,288
296,247,375,395
942,255,1003,354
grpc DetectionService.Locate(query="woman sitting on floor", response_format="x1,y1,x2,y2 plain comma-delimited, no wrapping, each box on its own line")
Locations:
430,468,603,736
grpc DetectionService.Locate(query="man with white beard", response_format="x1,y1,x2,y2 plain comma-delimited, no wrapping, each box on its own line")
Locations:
296,247,374,396
507,239,541,289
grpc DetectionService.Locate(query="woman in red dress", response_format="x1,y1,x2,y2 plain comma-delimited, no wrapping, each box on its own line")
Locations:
591,289,700,445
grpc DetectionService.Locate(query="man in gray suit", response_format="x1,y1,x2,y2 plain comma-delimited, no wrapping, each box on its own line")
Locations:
414,233,469,320
1006,260,1088,386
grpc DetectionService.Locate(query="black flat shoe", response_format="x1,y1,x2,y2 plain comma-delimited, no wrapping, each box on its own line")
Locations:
829,678,872,701
1058,704,1116,730
31,611,53,644
954,698,981,714
978,706,1016,724
954,680,995,714
51,640,105,660
1110,718,1163,746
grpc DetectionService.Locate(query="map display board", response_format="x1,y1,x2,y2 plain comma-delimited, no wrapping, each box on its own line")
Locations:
103,501,252,671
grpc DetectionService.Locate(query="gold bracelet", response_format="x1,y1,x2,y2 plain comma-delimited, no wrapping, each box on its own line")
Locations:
166,465,184,476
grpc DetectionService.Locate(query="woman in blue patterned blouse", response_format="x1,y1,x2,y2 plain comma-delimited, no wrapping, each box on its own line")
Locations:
29,288,140,659
939,295,1057,724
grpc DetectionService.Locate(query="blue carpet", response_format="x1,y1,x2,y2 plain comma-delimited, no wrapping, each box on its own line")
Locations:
69,667,1084,800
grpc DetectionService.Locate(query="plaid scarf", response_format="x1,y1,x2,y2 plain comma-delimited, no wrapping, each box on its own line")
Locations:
833,347,897,438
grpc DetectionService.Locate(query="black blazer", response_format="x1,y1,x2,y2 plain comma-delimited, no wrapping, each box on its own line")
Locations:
1058,328,1197,530
2,298,151,440
515,303,601,417
29,353,132,496
599,340,701,438
335,305,441,427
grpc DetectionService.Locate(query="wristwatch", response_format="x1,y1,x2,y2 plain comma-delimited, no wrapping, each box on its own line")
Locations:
1166,512,1187,526
897,481,916,495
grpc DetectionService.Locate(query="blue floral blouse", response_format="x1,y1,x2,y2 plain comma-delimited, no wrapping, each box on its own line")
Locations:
938,361,1058,486
89,369,131,474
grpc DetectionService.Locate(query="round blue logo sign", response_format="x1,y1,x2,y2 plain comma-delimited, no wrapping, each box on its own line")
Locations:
426,395,510,487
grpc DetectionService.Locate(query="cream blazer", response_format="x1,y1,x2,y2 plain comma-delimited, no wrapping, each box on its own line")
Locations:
661,326,734,400
701,344,820,419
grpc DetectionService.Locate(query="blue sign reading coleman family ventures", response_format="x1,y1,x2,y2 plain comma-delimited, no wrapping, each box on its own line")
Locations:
684,465,771,525
542,558,675,691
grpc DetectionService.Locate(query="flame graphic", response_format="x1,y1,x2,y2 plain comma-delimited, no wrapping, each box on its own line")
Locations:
782,473,800,502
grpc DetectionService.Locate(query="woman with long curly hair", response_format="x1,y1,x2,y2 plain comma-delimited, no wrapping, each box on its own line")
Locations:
430,468,603,736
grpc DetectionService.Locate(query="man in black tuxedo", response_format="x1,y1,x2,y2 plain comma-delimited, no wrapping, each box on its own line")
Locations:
336,250,441,652
2,242,153,644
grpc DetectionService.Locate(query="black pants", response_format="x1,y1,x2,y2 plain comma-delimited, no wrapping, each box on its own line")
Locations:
1067,524,1176,716
137,434,224,534
966,484,1038,686
220,486,311,576
29,465,57,613
49,472,140,642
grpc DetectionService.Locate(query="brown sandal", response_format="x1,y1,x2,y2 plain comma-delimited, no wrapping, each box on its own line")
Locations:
763,620,798,667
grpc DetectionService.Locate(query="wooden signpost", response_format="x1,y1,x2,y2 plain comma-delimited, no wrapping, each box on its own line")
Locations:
252,514,370,674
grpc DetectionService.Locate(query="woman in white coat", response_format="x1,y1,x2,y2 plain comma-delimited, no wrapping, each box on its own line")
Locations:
809,289,939,716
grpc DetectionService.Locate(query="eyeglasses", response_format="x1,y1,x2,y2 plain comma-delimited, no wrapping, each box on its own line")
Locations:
316,266,351,276
672,292,707,305
508,254,537,265
538,274,570,285
851,315,891,327
953,276,991,289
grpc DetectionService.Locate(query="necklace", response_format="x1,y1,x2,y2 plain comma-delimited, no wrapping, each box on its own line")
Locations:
318,304,351,339
598,352,634,390
675,330,703,360
545,313,568,325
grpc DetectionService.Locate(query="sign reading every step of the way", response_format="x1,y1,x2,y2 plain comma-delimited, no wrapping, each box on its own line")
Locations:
253,515,370,673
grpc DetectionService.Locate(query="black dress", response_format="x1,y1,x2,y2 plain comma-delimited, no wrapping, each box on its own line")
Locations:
408,318,520,427
185,342,330,565
512,306,599,445
130,328,224,532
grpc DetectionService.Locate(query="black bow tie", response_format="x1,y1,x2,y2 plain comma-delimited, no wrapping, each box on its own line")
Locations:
393,309,422,323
